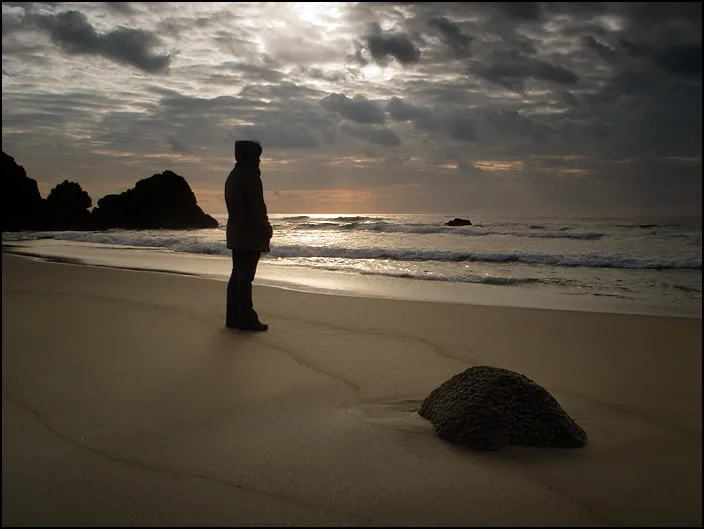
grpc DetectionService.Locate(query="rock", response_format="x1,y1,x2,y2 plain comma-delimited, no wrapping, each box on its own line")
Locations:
92,170,218,230
445,217,472,226
46,180,94,231
2,151,47,231
419,366,588,451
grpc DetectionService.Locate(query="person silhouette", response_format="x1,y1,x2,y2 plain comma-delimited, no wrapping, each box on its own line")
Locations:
224,140,273,331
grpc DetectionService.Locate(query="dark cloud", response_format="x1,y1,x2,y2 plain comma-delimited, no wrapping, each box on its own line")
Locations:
166,135,188,154
321,93,386,124
340,123,401,147
619,39,702,78
237,123,319,149
104,2,134,15
239,81,325,102
2,10,25,34
583,35,620,64
656,44,702,78
484,109,553,144
427,17,473,58
386,96,432,122
619,2,702,30
362,23,421,66
349,43,369,67
27,10,171,73
215,61,285,83
471,51,579,90
450,118,477,142
562,91,580,108
494,2,544,22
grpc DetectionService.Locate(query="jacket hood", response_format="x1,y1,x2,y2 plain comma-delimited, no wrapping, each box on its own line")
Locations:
234,140,262,169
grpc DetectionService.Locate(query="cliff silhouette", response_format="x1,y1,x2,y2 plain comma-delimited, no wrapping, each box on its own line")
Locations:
2,152,218,232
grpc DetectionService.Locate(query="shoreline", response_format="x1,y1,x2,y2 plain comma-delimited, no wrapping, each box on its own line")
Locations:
2,253,701,526
4,241,701,319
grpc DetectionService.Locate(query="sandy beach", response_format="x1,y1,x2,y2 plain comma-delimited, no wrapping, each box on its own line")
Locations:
2,252,701,526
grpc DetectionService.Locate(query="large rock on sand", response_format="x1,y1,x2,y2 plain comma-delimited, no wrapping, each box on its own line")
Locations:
46,180,93,230
92,170,218,230
419,366,587,451
2,151,47,231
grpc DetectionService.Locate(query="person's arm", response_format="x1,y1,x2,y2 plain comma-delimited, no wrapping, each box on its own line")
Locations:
245,172,271,238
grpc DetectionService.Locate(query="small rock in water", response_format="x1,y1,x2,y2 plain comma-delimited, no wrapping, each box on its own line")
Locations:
445,217,472,226
419,366,588,451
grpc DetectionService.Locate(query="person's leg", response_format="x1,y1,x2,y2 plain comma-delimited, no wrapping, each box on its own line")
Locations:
226,251,238,327
236,250,266,330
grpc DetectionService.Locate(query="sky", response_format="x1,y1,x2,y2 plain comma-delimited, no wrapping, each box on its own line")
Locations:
2,1,702,217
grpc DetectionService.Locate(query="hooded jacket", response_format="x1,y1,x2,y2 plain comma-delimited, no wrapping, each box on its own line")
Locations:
225,141,273,252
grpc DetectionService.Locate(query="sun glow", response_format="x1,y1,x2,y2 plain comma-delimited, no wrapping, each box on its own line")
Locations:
360,63,394,82
290,2,342,27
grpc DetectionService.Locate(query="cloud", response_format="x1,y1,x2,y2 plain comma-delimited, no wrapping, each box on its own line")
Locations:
104,2,135,15
583,35,620,63
166,135,188,154
26,10,171,73
238,123,319,149
215,61,285,83
1,1,701,216
619,39,702,78
362,23,421,66
494,2,544,21
450,118,477,142
562,91,580,107
471,51,579,90
386,97,432,122
655,44,702,78
340,123,401,147
321,93,386,124
427,17,473,58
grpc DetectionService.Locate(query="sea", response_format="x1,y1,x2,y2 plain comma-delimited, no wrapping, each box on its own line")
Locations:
3,214,702,317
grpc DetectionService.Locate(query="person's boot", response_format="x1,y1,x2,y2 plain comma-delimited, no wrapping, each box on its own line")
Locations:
238,321,268,332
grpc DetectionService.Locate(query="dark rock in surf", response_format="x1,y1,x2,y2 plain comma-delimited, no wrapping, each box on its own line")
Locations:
445,217,472,226
419,366,588,451
91,170,218,230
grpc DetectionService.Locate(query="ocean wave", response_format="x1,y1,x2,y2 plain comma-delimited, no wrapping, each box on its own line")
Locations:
613,222,701,231
330,216,377,221
296,222,344,229
306,265,542,286
268,245,702,270
5,231,701,270
657,230,702,240
323,221,606,240
278,215,375,222
671,283,702,293
8,231,233,256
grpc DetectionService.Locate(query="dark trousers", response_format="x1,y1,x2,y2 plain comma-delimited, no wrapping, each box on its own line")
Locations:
226,249,261,326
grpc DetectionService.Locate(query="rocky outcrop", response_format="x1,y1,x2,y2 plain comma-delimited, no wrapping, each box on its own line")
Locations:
3,152,218,232
2,151,47,231
445,217,472,226
419,366,588,451
46,180,93,231
91,170,218,230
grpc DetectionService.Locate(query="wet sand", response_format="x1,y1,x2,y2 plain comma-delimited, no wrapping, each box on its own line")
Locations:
2,253,701,526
